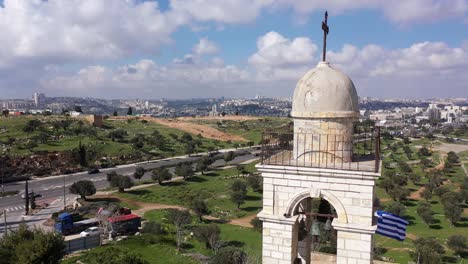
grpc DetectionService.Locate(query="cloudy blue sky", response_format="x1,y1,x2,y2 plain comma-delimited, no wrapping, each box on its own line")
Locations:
0,0,467,99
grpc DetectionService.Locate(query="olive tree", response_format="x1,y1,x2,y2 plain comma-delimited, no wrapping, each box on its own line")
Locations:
69,180,96,200
166,209,192,252
411,237,445,264
133,166,145,183
191,197,210,222
151,168,172,185
230,180,247,209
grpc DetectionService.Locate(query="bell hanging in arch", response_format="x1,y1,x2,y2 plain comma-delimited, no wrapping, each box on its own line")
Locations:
324,218,332,231
310,220,321,236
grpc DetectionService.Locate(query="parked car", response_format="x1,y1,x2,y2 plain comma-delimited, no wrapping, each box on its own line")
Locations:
21,192,42,199
88,169,100,174
80,227,101,237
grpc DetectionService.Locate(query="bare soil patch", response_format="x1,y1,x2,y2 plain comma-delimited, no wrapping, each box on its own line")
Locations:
229,214,256,228
409,186,425,200
108,116,247,142
433,143,468,154
147,117,247,142
177,115,260,122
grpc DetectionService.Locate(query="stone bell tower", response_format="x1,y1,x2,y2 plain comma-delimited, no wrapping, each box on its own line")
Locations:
257,11,381,264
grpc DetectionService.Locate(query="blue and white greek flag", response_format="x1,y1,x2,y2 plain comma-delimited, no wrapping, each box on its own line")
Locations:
374,210,409,241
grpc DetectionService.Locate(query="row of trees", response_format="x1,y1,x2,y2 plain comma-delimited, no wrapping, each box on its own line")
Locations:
68,151,244,198
384,172,465,226
411,235,467,263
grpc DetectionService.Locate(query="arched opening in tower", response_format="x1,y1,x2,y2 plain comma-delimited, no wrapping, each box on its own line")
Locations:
293,197,338,264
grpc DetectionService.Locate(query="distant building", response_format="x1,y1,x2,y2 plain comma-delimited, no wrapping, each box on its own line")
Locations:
92,115,104,128
428,103,438,110
69,111,81,117
427,108,441,121
32,92,46,107
209,104,218,116
369,111,402,121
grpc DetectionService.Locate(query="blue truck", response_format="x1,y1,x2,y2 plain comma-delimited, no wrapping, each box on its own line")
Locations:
54,213,98,235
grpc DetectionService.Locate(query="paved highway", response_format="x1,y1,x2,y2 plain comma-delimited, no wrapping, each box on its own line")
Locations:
0,148,257,212
0,148,259,234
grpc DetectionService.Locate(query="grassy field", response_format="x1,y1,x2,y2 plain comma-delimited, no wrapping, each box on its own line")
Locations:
118,163,262,219
143,209,262,257
61,237,198,264
0,116,235,158
102,118,235,157
374,137,468,263
62,207,262,264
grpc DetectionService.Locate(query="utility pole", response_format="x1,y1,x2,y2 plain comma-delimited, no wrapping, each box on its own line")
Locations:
24,180,29,215
63,174,66,210
2,210,6,236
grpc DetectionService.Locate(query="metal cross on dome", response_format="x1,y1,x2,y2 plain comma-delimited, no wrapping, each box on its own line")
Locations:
321,11,329,62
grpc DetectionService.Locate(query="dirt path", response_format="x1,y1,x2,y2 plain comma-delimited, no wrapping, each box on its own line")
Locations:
409,186,425,200
177,116,260,122
108,116,247,142
229,214,257,228
147,117,247,142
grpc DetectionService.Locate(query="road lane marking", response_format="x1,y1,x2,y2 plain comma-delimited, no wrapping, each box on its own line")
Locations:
5,205,25,212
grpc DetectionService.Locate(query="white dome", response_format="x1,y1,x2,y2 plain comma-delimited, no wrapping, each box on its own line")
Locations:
291,61,359,119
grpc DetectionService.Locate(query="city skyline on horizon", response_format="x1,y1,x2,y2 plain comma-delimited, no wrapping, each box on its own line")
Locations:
1,92,468,103
0,0,466,100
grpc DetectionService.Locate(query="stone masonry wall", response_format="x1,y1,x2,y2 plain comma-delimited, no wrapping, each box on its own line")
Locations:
293,118,355,162
258,165,379,264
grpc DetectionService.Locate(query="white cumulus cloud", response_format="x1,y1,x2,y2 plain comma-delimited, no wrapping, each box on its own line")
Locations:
193,37,219,55
170,0,274,24
0,0,185,68
274,0,468,24
248,31,317,66
247,31,468,98
41,58,251,99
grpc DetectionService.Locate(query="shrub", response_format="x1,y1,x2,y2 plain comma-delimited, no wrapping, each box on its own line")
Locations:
447,235,467,255
250,217,262,232
211,246,247,264
385,202,406,217
247,174,262,193
141,221,165,235
411,237,444,264
194,224,221,252
230,180,247,209
191,197,210,222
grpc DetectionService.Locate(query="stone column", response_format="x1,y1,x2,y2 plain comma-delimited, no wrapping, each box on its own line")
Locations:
334,224,375,264
260,214,299,264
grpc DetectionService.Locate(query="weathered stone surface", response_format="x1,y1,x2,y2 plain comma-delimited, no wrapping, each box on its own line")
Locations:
258,164,379,264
